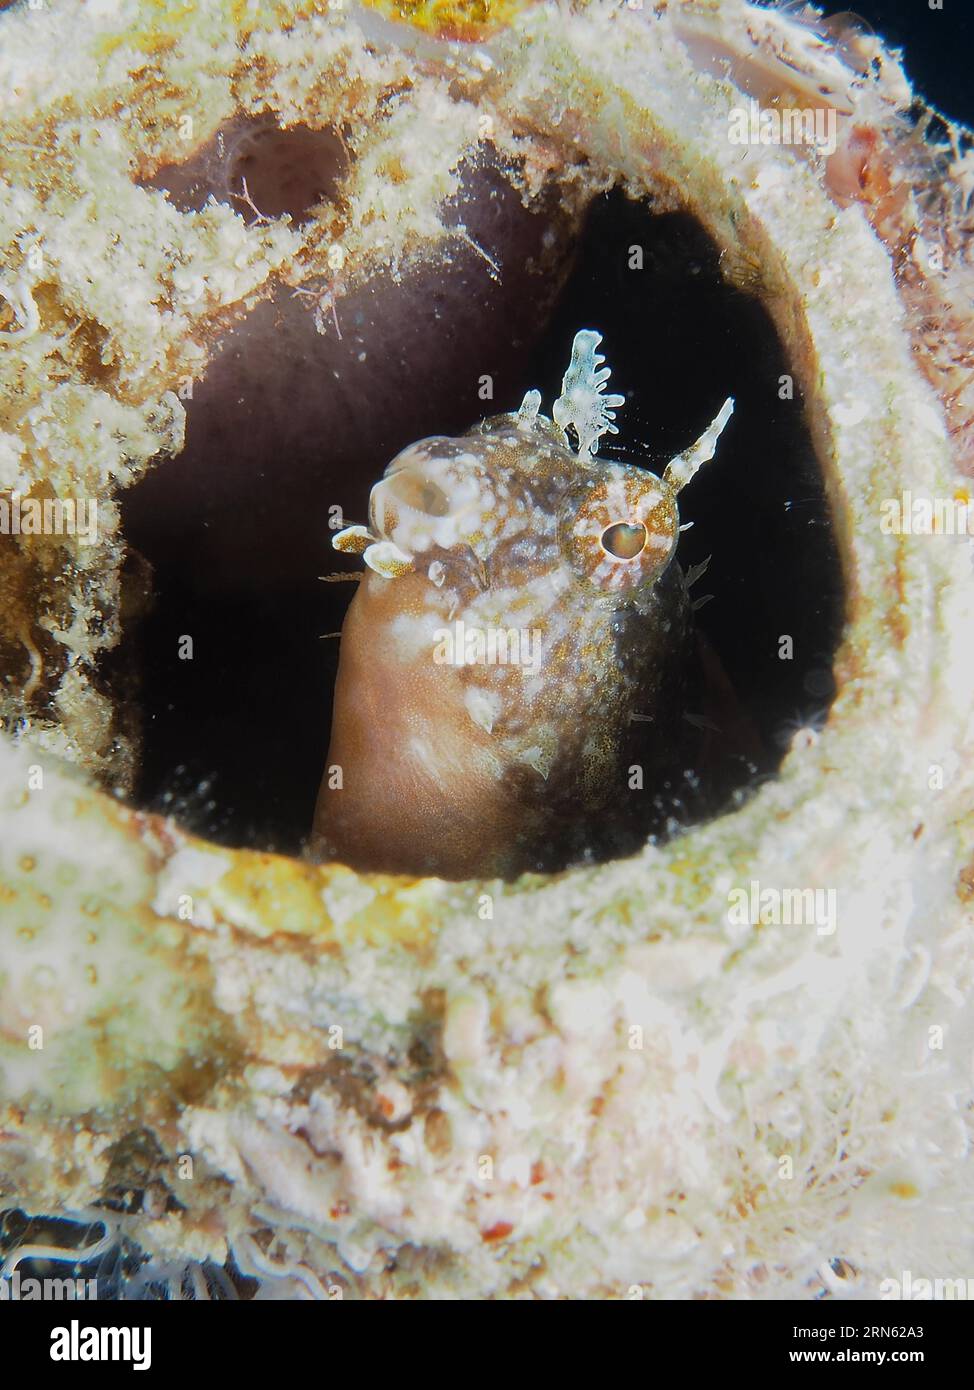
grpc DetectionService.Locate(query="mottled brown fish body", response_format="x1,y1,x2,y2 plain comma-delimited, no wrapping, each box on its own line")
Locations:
313,569,546,878
312,561,690,879
310,331,733,879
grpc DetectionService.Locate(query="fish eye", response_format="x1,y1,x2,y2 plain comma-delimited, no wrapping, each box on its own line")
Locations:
600,520,647,560
562,468,679,596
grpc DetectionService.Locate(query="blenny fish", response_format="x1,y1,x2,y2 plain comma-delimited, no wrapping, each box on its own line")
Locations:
311,331,733,879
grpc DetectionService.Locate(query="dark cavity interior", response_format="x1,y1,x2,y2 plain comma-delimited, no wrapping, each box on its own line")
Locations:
118,178,843,861
141,115,349,225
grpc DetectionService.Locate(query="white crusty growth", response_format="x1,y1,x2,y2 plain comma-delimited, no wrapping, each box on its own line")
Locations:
0,271,40,342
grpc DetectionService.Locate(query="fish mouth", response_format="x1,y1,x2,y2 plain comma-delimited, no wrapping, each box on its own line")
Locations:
368,448,490,555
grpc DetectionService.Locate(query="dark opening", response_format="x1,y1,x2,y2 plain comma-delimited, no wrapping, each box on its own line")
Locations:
118,183,843,859
141,114,349,225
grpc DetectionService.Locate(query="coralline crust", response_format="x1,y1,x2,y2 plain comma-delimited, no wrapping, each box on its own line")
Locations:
1,0,973,1298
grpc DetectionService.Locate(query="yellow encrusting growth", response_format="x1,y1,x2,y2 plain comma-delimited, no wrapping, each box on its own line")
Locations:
363,0,527,41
